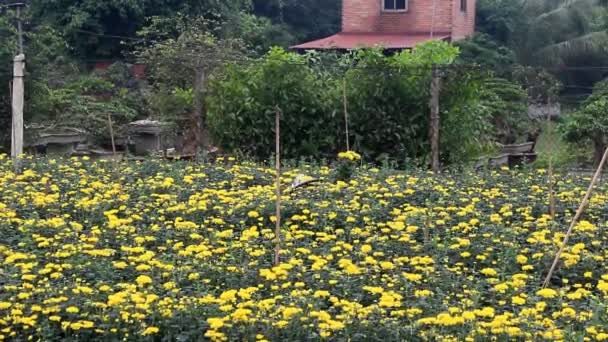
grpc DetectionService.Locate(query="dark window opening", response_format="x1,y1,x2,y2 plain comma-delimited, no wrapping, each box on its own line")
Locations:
460,0,467,12
384,0,408,11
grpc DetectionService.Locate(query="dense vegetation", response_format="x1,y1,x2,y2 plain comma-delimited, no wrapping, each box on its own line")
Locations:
0,0,606,165
3,157,608,340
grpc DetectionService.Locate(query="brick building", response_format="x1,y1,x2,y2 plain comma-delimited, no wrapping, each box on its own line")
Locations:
293,0,476,50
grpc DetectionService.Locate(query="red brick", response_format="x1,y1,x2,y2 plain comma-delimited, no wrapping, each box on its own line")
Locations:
342,0,475,40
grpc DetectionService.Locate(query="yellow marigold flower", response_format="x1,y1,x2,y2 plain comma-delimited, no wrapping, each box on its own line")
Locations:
561,307,576,318
207,317,224,330
597,333,608,341
135,275,153,286
313,290,330,298
511,296,526,305
337,151,362,161
66,306,80,313
282,307,303,320
113,261,128,269
380,261,395,270
516,255,528,264
480,268,498,277
536,288,558,299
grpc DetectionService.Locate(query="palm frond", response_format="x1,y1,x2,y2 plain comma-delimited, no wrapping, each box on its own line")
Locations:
531,0,599,24
533,31,608,65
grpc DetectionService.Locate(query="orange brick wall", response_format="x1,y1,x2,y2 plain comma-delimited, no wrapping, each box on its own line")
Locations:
342,0,475,38
343,0,382,32
451,0,476,40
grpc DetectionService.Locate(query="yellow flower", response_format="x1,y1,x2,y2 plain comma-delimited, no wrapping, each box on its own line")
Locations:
135,275,153,286
207,317,224,330
337,151,362,161
480,268,498,277
536,288,558,299
66,306,80,313
380,261,395,270
511,296,526,305
516,255,528,264
282,307,303,320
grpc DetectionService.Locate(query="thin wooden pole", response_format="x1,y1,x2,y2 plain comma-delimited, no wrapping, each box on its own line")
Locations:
343,77,350,151
107,113,117,157
546,106,556,219
274,107,282,266
430,0,438,39
429,66,441,172
106,113,119,173
543,146,608,288
193,67,206,159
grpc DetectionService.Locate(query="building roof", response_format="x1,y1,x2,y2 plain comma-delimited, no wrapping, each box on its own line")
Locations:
292,32,451,50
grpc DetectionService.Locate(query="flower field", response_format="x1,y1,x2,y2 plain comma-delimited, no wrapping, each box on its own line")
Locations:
3,156,608,341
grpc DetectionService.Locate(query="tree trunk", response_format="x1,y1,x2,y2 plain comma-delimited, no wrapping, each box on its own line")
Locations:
593,138,606,167
190,68,205,156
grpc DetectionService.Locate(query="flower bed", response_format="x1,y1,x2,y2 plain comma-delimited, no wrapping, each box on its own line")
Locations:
1,156,608,341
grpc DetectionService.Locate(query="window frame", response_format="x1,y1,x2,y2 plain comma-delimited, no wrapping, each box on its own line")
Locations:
460,0,467,12
382,0,409,13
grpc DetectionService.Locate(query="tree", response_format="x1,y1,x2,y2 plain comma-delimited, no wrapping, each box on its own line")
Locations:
561,80,608,166
252,0,340,41
517,0,608,66
207,47,338,158
455,33,517,74
30,0,252,58
0,8,73,150
136,16,245,154
476,0,526,46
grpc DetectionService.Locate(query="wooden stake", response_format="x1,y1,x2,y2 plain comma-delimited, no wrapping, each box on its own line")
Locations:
429,66,441,172
274,107,282,266
546,108,556,219
193,67,206,160
106,113,119,173
343,77,350,151
543,146,608,288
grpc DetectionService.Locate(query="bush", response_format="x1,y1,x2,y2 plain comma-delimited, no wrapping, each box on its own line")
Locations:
208,47,338,158
208,42,494,165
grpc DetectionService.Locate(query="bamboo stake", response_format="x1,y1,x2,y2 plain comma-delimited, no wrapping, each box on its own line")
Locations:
274,107,282,266
343,77,350,151
542,146,608,288
429,66,441,172
107,113,118,173
546,110,556,219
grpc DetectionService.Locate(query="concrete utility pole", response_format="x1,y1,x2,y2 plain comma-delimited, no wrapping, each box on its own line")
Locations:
6,2,26,167
11,54,24,161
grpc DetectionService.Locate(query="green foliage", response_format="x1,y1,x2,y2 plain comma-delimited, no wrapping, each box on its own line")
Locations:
455,34,517,73
224,13,297,55
480,78,529,144
560,80,608,165
534,122,589,169
345,41,490,164
208,42,493,164
208,47,337,158
35,74,138,142
476,0,526,45
252,0,340,41
30,0,253,58
135,16,245,87
0,9,72,150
